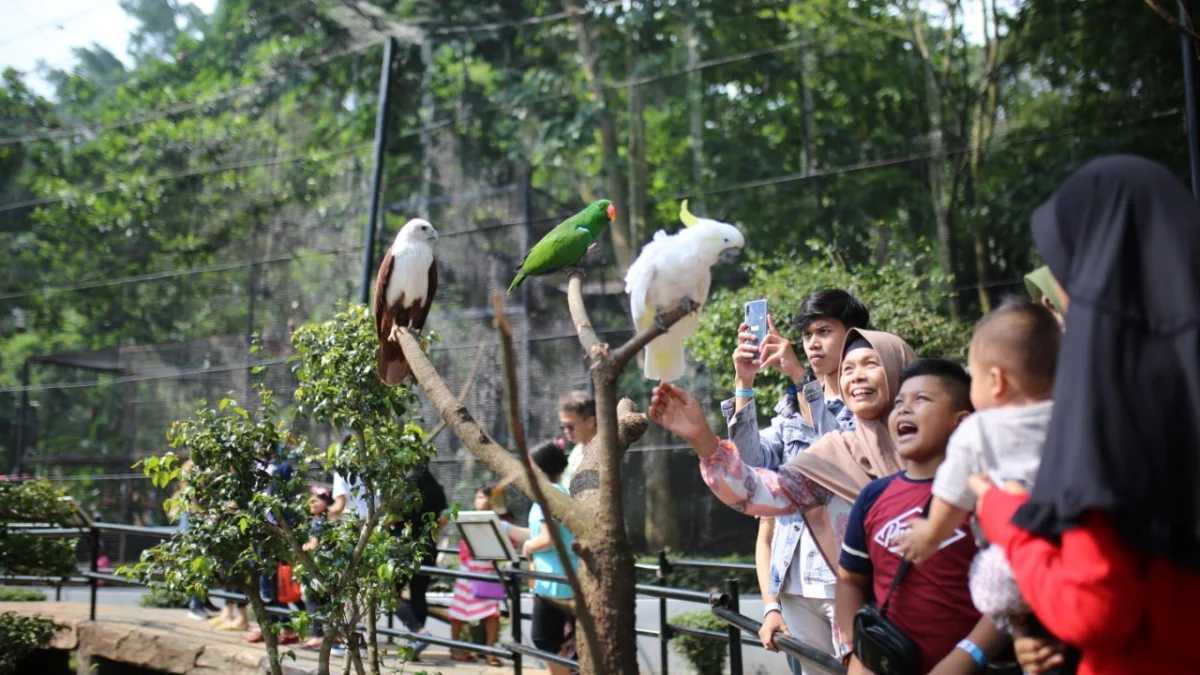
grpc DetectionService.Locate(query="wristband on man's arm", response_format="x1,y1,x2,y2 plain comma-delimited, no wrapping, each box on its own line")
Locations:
762,601,782,618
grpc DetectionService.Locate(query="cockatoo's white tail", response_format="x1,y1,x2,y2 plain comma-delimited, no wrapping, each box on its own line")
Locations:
644,332,686,382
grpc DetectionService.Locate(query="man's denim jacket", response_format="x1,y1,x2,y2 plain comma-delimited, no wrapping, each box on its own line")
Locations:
720,380,854,596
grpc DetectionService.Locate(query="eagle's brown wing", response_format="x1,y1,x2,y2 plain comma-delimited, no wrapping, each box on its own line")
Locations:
411,260,438,332
374,250,413,386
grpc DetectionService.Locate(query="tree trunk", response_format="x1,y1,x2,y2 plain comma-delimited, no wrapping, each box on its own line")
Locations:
909,4,959,320
246,581,286,675
563,0,632,271
419,39,435,221
574,525,640,673
685,0,705,210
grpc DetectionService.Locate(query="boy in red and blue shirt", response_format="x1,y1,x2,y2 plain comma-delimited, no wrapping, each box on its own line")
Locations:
836,359,1007,674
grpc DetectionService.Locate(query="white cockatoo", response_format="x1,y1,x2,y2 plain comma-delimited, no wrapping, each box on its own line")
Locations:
624,200,746,382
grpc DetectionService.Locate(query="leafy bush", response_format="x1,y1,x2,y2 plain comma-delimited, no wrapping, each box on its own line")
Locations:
138,586,190,609
670,610,727,675
124,305,437,675
0,612,64,674
0,481,73,673
691,244,971,403
0,587,47,602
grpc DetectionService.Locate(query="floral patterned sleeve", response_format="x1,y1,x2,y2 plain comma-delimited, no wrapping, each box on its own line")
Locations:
699,440,833,516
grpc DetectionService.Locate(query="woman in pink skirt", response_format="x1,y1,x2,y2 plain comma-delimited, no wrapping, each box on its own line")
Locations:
449,484,526,664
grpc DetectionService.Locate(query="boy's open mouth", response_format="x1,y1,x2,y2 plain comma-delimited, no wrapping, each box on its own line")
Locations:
896,419,919,442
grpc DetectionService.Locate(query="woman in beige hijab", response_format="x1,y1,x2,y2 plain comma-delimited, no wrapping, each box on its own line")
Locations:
649,329,916,565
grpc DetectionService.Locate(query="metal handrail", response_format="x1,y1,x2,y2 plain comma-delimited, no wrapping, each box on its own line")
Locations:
16,520,845,675
709,593,847,674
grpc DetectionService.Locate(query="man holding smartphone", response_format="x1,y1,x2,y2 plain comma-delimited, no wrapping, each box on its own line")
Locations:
721,290,870,675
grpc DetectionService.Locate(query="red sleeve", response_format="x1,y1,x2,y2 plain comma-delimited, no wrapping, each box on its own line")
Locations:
976,488,1146,648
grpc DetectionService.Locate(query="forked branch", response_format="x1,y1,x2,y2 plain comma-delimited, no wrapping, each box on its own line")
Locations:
395,327,593,539
492,292,600,669
566,272,695,374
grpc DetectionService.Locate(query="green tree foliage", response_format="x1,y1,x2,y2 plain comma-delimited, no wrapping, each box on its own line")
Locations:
692,245,970,401
124,306,437,675
0,480,74,673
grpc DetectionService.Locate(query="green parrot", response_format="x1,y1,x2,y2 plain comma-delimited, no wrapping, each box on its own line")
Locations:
507,199,617,294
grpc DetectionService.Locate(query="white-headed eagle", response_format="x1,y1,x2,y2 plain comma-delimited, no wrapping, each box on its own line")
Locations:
374,218,439,386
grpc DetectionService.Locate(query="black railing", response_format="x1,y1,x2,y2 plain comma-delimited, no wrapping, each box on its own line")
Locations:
6,521,844,675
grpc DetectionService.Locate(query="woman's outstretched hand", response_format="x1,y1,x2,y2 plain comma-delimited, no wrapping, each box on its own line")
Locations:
649,382,721,457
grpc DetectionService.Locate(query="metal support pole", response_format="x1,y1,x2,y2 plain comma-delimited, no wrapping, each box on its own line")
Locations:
1180,2,1200,197
360,37,397,305
658,551,672,675
725,578,743,675
507,562,523,675
13,360,30,475
89,526,100,621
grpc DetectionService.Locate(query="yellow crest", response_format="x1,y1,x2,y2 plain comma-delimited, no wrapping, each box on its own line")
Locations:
679,199,699,228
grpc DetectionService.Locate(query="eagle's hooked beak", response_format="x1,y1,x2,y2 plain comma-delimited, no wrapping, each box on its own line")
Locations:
427,228,440,241
718,247,741,264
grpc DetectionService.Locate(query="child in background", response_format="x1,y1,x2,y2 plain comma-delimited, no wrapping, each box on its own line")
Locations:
300,486,333,650
448,484,529,664
896,299,1060,632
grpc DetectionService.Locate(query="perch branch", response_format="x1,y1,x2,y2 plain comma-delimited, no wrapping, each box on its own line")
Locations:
610,303,696,373
396,327,594,539
492,292,600,667
567,272,694,375
567,273,603,354
427,341,488,442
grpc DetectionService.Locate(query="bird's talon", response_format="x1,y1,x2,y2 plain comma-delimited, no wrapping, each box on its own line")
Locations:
654,313,669,331
680,297,700,313
586,242,600,255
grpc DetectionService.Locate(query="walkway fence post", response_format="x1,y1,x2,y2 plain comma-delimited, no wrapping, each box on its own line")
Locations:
725,577,743,675
507,561,523,675
88,526,99,621
657,551,673,675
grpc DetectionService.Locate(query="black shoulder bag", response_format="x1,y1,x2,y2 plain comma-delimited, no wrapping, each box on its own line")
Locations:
852,497,931,675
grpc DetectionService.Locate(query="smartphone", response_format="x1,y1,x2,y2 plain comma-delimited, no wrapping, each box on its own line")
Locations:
744,299,768,347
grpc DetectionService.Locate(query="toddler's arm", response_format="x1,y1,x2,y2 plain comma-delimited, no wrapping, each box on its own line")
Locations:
895,496,970,563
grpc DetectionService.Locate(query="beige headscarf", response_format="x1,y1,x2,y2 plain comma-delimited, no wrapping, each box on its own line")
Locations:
788,328,917,502
784,329,916,570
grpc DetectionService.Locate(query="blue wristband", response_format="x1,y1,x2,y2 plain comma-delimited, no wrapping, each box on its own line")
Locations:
956,639,986,668
735,388,755,399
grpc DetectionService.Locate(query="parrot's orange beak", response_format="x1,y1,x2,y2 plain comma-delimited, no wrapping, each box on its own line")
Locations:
606,204,617,221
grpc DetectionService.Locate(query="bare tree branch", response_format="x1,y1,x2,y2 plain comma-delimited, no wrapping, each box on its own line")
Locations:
1145,0,1200,46
427,341,488,442
396,327,594,539
268,507,330,588
610,304,695,373
492,292,600,668
567,273,603,355
568,271,694,374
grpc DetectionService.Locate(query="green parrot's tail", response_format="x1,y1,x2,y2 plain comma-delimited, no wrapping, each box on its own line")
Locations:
506,272,526,295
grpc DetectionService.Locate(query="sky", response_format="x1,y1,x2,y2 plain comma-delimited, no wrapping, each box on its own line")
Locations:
0,0,216,97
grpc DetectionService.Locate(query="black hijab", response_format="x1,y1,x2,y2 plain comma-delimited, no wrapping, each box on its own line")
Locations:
1012,155,1200,570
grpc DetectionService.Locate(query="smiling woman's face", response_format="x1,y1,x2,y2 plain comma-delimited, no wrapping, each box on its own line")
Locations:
840,347,889,420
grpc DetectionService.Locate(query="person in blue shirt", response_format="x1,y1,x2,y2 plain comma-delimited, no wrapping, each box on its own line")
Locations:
521,441,580,675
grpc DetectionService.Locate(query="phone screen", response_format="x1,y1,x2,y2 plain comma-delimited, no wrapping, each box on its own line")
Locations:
744,299,768,346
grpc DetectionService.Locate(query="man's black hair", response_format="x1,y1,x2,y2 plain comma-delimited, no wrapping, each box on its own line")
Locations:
531,440,568,482
792,289,870,333
899,358,974,413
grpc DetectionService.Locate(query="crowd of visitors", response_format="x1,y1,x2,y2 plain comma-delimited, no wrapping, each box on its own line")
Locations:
167,153,1197,675
649,154,1200,675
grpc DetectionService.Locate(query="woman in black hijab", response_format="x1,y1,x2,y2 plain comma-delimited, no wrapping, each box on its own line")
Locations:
968,155,1200,675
